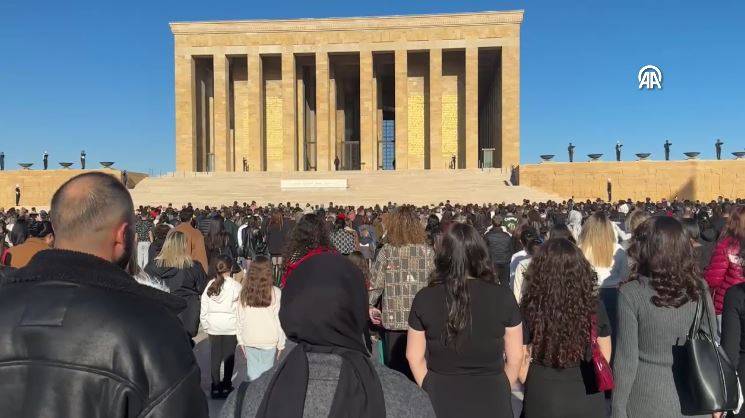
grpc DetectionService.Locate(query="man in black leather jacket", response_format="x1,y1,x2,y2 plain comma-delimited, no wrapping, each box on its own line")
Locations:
484,215,514,287
0,172,208,418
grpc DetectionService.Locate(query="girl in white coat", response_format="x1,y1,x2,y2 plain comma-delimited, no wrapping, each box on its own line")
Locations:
200,255,241,399
237,256,286,381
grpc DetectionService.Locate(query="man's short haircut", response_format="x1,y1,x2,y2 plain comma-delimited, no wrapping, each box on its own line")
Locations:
492,215,503,227
179,207,194,223
50,172,134,240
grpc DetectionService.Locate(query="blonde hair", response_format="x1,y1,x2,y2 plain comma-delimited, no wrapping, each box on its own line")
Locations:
155,230,194,270
578,212,615,268
625,208,650,235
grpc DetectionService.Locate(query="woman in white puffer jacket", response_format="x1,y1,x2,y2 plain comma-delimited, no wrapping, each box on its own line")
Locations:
200,255,242,399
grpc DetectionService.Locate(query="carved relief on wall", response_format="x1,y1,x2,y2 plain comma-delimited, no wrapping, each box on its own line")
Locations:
408,94,425,157
441,94,459,161
265,96,284,170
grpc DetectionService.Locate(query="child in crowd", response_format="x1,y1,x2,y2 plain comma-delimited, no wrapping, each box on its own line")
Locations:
200,255,241,398
236,256,285,381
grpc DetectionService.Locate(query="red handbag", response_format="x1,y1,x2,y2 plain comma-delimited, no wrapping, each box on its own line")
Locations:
590,314,615,391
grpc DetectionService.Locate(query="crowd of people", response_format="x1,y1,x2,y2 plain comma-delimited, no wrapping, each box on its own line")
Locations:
0,173,744,417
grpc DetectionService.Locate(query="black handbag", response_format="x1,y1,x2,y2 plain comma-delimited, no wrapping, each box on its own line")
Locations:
678,293,740,414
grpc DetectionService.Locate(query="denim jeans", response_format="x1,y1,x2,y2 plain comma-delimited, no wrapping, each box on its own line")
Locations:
136,241,150,269
244,346,276,381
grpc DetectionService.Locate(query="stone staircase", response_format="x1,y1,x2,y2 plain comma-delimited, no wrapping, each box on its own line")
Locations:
129,169,564,207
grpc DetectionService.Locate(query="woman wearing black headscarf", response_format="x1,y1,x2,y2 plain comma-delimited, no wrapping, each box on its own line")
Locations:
220,252,435,418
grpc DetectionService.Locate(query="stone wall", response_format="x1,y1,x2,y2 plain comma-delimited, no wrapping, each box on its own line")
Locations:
0,170,147,208
519,160,745,202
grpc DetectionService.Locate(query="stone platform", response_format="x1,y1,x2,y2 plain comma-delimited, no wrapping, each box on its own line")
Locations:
129,169,562,207
0,169,147,208
520,160,745,201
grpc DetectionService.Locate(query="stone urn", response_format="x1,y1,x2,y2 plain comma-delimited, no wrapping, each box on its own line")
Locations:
732,151,745,160
587,153,603,161
59,162,74,169
539,154,555,162
18,163,33,170
635,153,651,160
99,161,115,168
683,152,700,160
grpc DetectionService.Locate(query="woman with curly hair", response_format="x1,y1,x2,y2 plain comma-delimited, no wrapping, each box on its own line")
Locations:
371,205,434,378
612,216,715,418
280,213,332,287
519,238,611,418
407,222,522,417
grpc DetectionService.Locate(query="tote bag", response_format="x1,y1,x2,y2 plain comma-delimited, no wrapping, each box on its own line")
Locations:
677,293,740,414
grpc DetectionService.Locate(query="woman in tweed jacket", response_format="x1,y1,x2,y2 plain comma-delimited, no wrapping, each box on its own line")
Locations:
371,206,434,379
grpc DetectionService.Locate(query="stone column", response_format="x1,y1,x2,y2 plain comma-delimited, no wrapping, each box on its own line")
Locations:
281,51,297,171
213,53,229,172
371,57,379,171
465,47,478,169
247,52,263,171
394,49,408,170
175,53,196,172
329,69,338,169
296,67,305,171
360,49,374,171
501,41,520,170
315,51,330,171
428,48,443,170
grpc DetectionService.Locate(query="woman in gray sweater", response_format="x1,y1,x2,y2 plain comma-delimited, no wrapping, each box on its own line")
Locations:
612,216,719,418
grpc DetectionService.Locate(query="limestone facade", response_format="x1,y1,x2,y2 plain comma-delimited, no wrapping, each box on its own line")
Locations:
520,160,745,202
0,170,146,208
171,11,523,172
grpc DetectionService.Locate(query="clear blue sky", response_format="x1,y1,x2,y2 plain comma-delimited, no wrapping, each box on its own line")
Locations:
2,0,744,174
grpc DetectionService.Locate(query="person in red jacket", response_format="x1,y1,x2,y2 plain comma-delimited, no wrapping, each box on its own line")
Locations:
705,206,745,329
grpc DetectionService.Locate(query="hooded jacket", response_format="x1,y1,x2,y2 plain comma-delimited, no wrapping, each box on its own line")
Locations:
0,249,208,418
705,237,744,314
200,275,241,335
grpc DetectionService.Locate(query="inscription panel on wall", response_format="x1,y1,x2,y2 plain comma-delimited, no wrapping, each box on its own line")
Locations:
441,94,459,161
265,96,284,170
408,94,425,161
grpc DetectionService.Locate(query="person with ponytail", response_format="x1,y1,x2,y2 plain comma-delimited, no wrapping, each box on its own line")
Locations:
406,222,523,417
200,255,242,399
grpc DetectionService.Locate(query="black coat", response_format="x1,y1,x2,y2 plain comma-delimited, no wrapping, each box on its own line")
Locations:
144,261,208,338
722,283,745,381
484,228,514,265
266,223,292,256
0,249,208,418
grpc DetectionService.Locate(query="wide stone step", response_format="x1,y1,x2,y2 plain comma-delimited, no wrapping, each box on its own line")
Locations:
130,170,563,206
